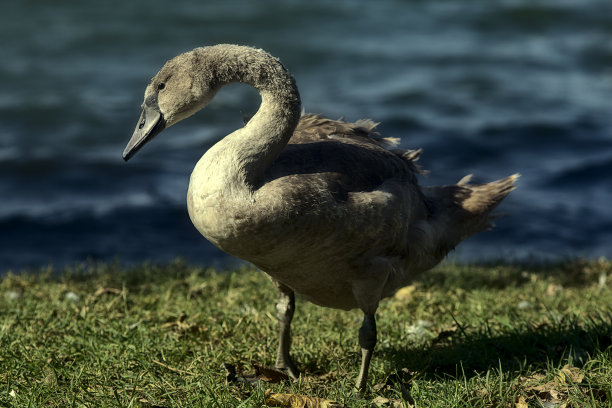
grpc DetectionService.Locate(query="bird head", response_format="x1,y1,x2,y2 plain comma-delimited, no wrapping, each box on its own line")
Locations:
123,49,219,161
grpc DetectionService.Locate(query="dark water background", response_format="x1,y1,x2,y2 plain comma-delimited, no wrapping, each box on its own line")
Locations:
2,0,611,272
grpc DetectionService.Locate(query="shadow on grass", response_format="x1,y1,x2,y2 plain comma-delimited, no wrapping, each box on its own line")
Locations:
380,314,612,379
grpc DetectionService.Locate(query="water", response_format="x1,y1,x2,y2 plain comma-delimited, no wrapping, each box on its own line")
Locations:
2,0,611,272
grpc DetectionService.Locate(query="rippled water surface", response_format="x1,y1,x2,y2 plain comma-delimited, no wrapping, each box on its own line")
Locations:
2,0,611,270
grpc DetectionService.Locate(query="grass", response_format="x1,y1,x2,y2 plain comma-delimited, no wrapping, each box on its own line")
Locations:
1,258,612,407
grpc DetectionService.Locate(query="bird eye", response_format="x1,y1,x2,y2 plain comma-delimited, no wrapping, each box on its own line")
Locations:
157,83,165,90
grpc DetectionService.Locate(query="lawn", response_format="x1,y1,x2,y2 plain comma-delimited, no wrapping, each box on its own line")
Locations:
1,259,612,407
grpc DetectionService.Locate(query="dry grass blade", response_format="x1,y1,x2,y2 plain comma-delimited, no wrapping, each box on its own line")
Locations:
151,359,195,376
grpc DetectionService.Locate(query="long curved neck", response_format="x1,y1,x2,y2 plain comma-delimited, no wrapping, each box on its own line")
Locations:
196,45,301,192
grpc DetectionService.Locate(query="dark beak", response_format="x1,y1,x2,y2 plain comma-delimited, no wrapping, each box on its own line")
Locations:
123,103,166,161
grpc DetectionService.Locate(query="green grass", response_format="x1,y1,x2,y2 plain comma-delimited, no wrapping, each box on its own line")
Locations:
2,259,612,407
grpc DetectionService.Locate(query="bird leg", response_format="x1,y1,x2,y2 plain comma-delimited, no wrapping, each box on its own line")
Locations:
274,281,299,379
355,313,377,391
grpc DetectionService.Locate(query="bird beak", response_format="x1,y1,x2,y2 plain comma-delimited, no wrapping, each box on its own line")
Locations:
123,103,166,161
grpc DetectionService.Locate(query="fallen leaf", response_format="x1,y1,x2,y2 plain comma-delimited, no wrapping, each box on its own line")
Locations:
524,380,568,405
372,383,387,393
372,396,390,406
518,366,584,407
520,373,545,384
94,287,122,297
556,365,584,384
265,390,344,408
470,388,488,399
515,396,528,408
394,285,417,301
252,362,291,383
223,362,291,385
372,396,407,407
547,388,563,403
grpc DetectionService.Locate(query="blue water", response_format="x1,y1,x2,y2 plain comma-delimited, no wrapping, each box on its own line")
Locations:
2,0,611,272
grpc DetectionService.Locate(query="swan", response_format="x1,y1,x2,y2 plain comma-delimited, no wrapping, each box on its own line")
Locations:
123,44,518,390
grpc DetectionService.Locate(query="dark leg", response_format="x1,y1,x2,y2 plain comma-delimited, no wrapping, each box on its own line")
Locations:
355,313,377,391
274,281,299,379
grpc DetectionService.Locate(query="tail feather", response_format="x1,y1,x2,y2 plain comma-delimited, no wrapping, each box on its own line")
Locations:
457,173,519,220
422,173,519,258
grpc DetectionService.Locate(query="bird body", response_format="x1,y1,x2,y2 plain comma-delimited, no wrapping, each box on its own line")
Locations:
187,115,424,311
124,44,517,389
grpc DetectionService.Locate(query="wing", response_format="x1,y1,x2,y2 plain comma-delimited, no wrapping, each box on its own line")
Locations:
243,114,434,308
264,113,424,192
250,114,429,260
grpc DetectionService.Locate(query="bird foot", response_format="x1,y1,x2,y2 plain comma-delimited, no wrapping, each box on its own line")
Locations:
274,363,300,380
